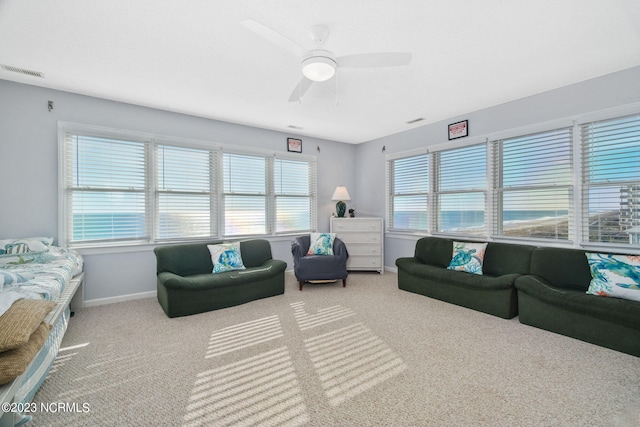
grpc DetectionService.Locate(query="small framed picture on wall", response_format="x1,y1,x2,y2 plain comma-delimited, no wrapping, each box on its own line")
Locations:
448,120,469,140
287,138,302,153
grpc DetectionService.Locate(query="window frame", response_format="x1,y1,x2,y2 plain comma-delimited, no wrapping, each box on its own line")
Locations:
58,122,317,249
491,126,574,243
385,149,430,233
385,103,640,253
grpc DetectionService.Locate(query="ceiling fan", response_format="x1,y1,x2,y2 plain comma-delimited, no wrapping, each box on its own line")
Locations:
241,19,413,102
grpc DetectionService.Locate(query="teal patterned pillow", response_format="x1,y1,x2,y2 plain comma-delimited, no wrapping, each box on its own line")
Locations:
585,253,640,302
447,241,488,275
207,242,246,274
307,233,336,256
0,238,50,257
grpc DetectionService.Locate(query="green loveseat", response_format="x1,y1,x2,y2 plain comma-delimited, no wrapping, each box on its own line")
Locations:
515,247,640,357
395,237,535,319
154,239,287,318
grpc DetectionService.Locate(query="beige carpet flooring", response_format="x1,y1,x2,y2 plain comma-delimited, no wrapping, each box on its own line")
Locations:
29,271,640,426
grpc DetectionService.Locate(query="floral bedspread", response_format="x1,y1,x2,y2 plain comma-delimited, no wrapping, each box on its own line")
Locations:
0,245,83,304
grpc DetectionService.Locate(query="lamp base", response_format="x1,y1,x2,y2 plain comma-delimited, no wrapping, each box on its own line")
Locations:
336,201,346,218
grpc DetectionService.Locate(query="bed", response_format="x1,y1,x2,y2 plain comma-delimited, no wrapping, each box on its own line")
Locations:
0,238,84,427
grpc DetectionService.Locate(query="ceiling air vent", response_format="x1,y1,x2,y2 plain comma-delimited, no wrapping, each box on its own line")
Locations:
406,117,425,124
1,64,45,78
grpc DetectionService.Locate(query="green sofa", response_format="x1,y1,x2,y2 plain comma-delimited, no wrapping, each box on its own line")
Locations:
515,247,640,357
154,239,287,318
396,237,535,319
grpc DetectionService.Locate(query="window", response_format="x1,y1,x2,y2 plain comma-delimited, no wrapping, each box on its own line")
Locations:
581,114,640,246
274,158,315,234
385,109,640,250
63,134,149,245
434,144,486,235
60,124,317,247
492,127,573,241
156,145,215,240
386,153,429,232
222,153,267,237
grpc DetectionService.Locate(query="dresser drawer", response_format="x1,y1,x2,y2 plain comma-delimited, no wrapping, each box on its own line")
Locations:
347,256,382,269
338,232,381,244
331,218,382,232
345,243,381,256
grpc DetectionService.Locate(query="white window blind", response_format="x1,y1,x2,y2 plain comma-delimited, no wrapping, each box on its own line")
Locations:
493,127,573,241
156,145,215,240
434,144,486,235
223,153,267,236
64,134,149,244
274,158,315,234
61,123,318,247
387,153,429,231
582,114,640,245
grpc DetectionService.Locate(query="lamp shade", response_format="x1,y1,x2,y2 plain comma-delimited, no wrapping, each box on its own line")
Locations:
331,186,351,201
302,56,337,82
332,186,351,218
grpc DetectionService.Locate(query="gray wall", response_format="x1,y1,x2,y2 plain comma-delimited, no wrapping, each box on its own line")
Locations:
3,66,640,302
0,79,357,303
354,66,640,269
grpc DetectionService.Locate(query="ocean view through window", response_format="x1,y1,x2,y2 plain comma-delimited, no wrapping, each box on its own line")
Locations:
386,109,640,250
60,123,317,247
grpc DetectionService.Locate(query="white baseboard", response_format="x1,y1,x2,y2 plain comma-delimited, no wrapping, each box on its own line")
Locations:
82,268,395,308
84,291,156,307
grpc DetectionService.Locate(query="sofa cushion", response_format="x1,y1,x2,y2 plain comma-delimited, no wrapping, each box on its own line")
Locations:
158,259,285,290
585,253,640,302
414,237,453,267
483,242,535,276
208,242,246,273
447,241,487,275
0,299,56,352
154,241,222,276
397,259,519,291
516,274,640,330
529,247,592,291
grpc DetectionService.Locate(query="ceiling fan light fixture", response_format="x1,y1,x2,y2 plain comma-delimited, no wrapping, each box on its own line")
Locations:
302,55,336,82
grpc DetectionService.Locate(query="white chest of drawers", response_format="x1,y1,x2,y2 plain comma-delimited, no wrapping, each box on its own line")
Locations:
330,217,384,273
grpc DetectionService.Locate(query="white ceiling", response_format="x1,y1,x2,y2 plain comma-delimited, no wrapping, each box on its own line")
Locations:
1,1,639,144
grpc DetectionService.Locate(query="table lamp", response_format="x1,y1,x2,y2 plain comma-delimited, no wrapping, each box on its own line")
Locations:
331,186,351,218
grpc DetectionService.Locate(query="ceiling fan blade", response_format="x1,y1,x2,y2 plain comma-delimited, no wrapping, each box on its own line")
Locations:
288,77,314,102
241,19,308,57
337,52,412,68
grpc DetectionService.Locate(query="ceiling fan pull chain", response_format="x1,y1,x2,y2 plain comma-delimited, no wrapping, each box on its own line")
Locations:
335,70,339,106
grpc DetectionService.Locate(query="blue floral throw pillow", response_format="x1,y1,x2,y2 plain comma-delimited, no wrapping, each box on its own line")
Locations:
447,241,488,275
307,233,336,256
207,242,246,274
585,253,640,302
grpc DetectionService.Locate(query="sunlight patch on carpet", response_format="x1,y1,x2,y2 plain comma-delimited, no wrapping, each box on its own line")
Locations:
184,347,309,427
290,301,355,331
205,315,283,358
46,342,90,377
304,323,407,406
